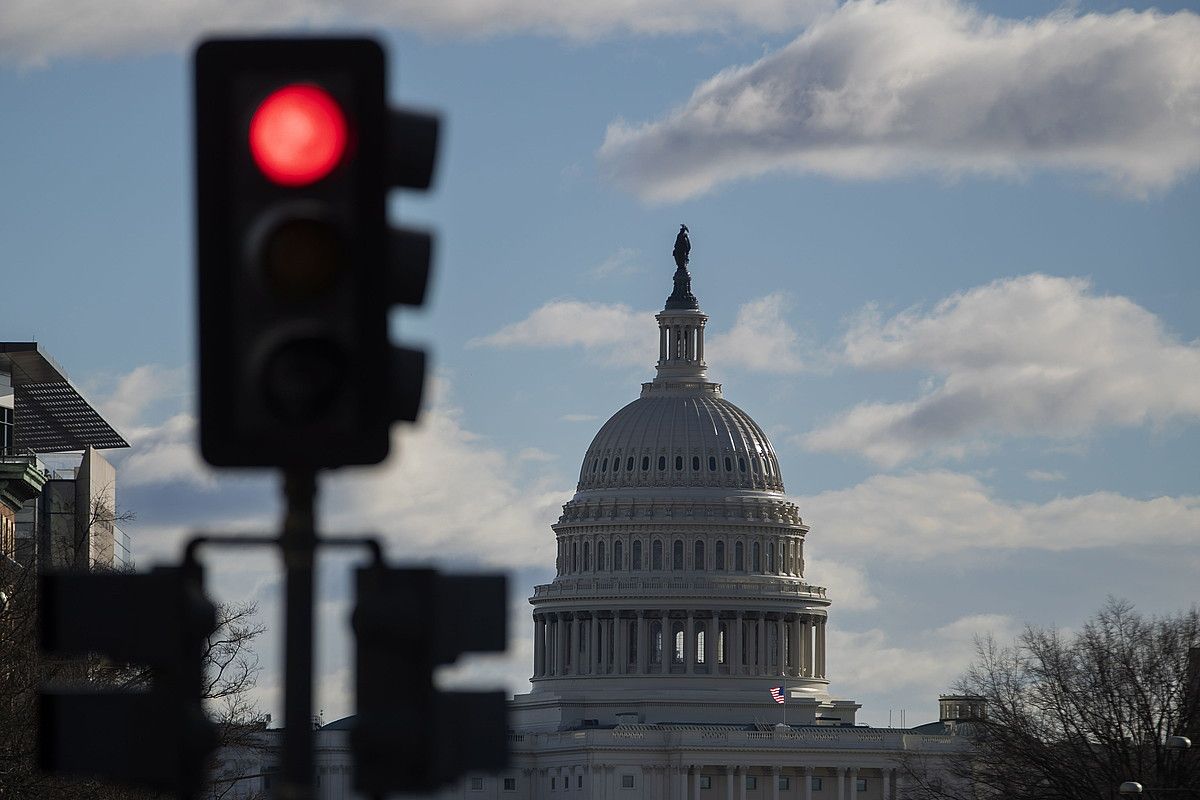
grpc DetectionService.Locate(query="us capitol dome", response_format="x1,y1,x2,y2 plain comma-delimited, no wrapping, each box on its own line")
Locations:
512,227,849,734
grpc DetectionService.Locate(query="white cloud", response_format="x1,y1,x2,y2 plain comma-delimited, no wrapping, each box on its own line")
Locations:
0,0,833,68
588,247,643,280
831,613,1019,702
797,469,1200,560
325,379,572,568
803,274,1200,465
517,447,558,463
598,0,1200,201
1025,469,1064,482
706,292,809,373
469,299,658,367
807,557,877,611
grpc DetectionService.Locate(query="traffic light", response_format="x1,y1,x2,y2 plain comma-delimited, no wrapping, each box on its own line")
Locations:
38,565,217,795
194,38,437,468
352,567,509,794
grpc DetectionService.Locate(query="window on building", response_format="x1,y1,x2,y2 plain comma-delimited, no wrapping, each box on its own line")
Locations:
583,542,590,572
614,540,623,570
767,543,775,572
779,777,790,790
658,455,666,470
675,455,683,470
692,455,700,470
857,778,868,792
0,407,12,453
572,541,578,572
694,539,705,570
745,777,758,790
642,456,650,470
627,456,635,471
633,540,643,570
739,457,746,472
470,777,484,790
504,777,517,791
613,456,620,473
696,629,705,663
601,457,608,472
673,624,685,663
578,775,583,788
709,455,717,471
753,541,761,571
700,776,712,789
652,540,663,570
812,777,823,791
724,456,732,471
597,540,606,571
651,621,663,663
622,775,635,789
718,625,727,664
551,777,556,790
715,540,725,570
735,541,744,571
672,539,683,570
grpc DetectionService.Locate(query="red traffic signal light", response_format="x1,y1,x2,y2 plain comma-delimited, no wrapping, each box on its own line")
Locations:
249,83,348,186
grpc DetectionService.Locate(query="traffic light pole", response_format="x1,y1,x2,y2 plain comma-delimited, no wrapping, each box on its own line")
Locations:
280,469,317,799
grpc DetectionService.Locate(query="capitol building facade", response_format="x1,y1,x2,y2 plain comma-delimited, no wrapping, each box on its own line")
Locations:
273,236,967,800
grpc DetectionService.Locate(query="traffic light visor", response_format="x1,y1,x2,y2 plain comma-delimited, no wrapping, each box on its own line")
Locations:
250,83,347,186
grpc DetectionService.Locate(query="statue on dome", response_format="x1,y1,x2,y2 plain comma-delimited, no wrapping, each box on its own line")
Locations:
672,224,691,269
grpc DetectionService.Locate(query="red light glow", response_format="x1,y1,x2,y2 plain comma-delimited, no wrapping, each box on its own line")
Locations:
249,84,348,186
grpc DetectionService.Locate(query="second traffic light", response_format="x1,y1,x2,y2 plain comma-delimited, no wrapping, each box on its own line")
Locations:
194,38,437,468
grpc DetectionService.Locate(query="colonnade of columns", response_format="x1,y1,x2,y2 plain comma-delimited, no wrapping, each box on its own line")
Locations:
523,764,898,800
658,318,706,365
531,609,827,680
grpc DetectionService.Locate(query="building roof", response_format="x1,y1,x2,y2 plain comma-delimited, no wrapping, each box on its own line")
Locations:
0,343,129,452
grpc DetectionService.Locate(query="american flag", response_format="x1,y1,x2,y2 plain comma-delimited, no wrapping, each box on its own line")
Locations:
769,686,786,704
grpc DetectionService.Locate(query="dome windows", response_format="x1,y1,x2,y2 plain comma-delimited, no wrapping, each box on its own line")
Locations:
601,458,608,472
652,540,663,570
642,456,650,471
674,455,683,471
708,456,717,471
692,455,700,471
715,541,725,570
724,456,732,472
694,540,705,570
672,539,683,570
632,540,643,570
738,457,746,473
657,456,666,471
614,540,623,570
627,457,635,471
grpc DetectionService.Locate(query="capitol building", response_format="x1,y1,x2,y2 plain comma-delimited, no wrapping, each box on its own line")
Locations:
257,234,969,800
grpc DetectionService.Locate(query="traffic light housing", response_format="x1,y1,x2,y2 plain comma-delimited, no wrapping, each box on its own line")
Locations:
352,567,509,793
38,565,217,795
194,38,437,469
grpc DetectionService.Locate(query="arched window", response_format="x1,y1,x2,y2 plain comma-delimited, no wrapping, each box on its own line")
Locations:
694,540,705,571
674,455,683,470
718,624,727,665
583,542,590,572
767,542,775,572
572,541,578,572
753,541,761,571
612,457,619,473
739,457,746,473
652,540,663,570
651,621,663,664
658,456,666,470
709,456,717,471
715,540,725,570
642,456,650,470
692,456,700,471
724,456,732,471
672,539,684,570
614,540,624,571
627,457,635,471
735,541,744,571
591,459,598,473
673,624,685,664
632,540,643,570
597,540,606,571
696,629,706,664
627,622,637,664
601,458,608,472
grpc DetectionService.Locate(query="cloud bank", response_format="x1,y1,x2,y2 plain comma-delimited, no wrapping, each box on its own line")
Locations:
804,274,1200,465
599,0,1200,201
797,469,1200,560
0,0,832,68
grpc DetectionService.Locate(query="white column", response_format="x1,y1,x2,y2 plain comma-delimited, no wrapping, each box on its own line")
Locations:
725,767,735,800
637,613,648,674
588,615,599,675
571,616,581,675
737,767,747,800
801,616,812,677
776,616,787,676
756,616,766,675
836,768,846,800
697,323,705,363
692,766,702,800
849,768,858,799
802,767,812,800
705,613,717,672
789,615,802,677
771,767,781,800
734,612,744,675
685,612,695,674
615,615,625,674
817,617,827,678
533,616,544,677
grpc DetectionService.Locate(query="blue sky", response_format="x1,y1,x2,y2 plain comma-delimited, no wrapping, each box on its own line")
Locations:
3,0,1199,726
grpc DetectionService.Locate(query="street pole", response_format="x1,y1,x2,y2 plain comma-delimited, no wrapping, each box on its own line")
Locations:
280,469,317,799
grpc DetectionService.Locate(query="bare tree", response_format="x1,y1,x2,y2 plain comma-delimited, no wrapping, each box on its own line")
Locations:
902,598,1200,800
